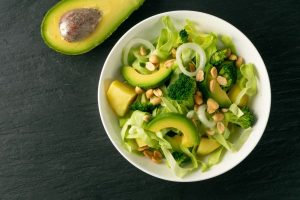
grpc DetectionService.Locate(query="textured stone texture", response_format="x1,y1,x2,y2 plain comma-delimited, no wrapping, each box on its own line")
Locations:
0,0,299,199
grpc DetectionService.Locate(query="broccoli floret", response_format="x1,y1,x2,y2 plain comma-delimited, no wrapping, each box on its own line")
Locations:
225,106,256,129
172,151,190,164
218,61,237,91
167,73,196,108
179,29,189,43
210,48,230,66
130,102,156,113
130,93,157,113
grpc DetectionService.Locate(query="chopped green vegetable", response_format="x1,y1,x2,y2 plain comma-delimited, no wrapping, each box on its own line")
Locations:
225,106,256,129
210,48,230,66
218,61,237,91
167,73,196,108
179,29,189,43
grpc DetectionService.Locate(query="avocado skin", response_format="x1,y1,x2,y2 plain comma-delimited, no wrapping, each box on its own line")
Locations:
41,0,145,55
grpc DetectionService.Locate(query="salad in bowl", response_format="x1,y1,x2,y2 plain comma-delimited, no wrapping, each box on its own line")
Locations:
99,11,270,181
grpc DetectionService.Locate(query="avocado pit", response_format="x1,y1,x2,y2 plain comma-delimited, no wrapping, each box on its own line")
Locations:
59,8,102,42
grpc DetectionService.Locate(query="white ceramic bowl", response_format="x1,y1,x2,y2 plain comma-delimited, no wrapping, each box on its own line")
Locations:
98,11,271,182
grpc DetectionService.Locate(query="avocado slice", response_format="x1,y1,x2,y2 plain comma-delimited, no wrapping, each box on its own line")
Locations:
41,0,145,55
198,65,231,107
122,63,173,89
197,138,221,155
147,113,199,148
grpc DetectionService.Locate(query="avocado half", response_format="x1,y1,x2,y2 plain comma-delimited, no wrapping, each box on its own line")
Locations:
41,0,145,55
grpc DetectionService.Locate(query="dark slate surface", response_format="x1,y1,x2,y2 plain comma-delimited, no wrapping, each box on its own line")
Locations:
0,0,299,199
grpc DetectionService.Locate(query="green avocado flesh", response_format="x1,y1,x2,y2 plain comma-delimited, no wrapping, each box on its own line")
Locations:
198,65,231,107
147,113,199,148
122,64,173,89
41,0,144,55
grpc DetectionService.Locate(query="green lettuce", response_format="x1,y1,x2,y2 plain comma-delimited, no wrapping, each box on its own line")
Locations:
221,35,237,54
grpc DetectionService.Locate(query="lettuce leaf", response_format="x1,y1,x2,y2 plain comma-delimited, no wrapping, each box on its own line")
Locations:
156,16,179,59
161,146,194,178
221,35,237,54
235,63,258,105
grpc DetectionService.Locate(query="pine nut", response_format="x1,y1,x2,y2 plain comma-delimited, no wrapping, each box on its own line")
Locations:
217,76,228,86
206,129,215,136
196,70,204,82
189,63,196,72
221,108,228,113
194,94,203,105
153,150,162,159
139,46,147,56
210,67,218,78
143,114,151,122
209,79,216,92
149,54,159,64
212,113,224,122
137,146,148,151
135,86,144,94
145,89,153,99
150,97,161,105
171,48,177,58
143,150,153,159
229,54,237,61
145,62,156,71
151,156,162,164
196,91,202,97
217,122,225,134
235,56,244,68
164,59,175,68
153,88,163,97
207,98,219,113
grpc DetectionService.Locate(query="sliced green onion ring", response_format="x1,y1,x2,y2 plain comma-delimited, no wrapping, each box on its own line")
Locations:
123,38,155,66
176,43,206,77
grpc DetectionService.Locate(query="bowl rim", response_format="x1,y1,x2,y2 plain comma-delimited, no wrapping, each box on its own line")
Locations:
98,10,271,182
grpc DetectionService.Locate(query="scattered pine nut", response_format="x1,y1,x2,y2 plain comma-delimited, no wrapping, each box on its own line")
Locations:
143,150,153,159
189,63,196,72
194,94,203,105
206,129,215,136
149,54,159,64
165,59,175,68
196,70,204,82
153,88,163,97
221,108,229,113
145,62,156,71
209,79,216,92
153,150,162,159
145,89,154,99
150,97,161,105
217,76,228,86
236,56,244,68
217,122,225,134
135,86,143,94
212,113,224,122
143,114,151,122
210,67,218,78
207,98,219,113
